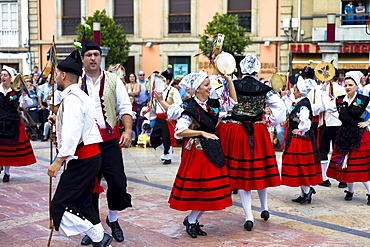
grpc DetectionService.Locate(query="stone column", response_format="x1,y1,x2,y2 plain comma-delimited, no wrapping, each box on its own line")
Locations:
317,43,342,67
100,47,110,70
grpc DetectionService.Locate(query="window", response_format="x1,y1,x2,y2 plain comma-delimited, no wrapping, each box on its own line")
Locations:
227,0,251,32
169,0,190,33
169,56,191,78
114,0,134,34
62,0,81,35
341,1,369,25
0,2,18,47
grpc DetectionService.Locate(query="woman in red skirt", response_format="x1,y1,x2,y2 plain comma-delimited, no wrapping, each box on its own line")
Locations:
281,76,322,204
168,72,237,238
323,71,370,204
0,66,36,182
219,55,286,231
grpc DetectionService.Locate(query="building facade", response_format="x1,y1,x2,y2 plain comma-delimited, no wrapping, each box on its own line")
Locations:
28,0,281,79
5,0,369,79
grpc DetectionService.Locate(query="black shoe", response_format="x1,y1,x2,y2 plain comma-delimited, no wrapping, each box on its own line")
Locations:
344,190,354,201
260,210,269,221
92,233,113,247
3,174,10,182
244,220,253,231
81,235,93,245
338,182,347,188
300,187,316,204
366,194,370,205
292,196,303,203
231,189,238,194
195,221,207,236
106,217,124,242
318,179,331,187
183,216,197,238
41,138,48,142
163,159,171,165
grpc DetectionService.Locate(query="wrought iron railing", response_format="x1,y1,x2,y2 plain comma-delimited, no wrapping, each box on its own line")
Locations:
62,17,81,35
169,14,191,33
114,16,134,34
0,30,19,47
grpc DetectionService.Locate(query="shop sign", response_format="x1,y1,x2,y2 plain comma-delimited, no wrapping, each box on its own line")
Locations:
290,43,370,53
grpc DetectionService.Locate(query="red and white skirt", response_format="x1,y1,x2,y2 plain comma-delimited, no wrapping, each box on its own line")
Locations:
328,130,370,183
168,139,232,211
281,135,322,187
218,122,281,190
0,120,36,166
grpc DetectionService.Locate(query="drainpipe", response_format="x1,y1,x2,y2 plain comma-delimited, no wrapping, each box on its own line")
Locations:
297,0,301,42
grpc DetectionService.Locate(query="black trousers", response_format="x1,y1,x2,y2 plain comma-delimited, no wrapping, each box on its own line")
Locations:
150,118,171,154
92,138,132,215
51,154,102,231
319,125,340,160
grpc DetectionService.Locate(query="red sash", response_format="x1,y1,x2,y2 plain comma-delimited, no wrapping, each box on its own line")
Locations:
157,113,177,147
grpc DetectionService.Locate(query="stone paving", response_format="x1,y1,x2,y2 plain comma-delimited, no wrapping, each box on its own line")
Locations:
1,140,370,246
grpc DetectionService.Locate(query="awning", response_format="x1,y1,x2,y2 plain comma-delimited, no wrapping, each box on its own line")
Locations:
291,54,369,70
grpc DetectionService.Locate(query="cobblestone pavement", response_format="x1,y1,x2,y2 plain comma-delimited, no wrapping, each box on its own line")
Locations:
0,140,370,246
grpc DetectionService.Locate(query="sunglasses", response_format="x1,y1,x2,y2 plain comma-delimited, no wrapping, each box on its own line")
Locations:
139,74,145,76
84,52,101,57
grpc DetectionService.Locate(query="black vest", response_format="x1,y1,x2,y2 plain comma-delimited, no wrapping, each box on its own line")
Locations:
0,91,21,141
335,94,370,154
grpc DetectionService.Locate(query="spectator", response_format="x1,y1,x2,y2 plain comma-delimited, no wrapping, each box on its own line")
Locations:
171,77,188,100
32,66,40,76
37,75,56,136
356,1,366,25
136,70,149,114
31,72,40,86
24,76,40,127
344,1,355,25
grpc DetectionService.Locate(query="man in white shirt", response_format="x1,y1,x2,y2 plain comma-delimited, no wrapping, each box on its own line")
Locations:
150,70,182,164
47,51,113,247
79,41,133,245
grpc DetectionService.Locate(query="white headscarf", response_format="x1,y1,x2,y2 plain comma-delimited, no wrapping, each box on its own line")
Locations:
296,76,317,97
2,65,17,77
179,71,208,92
240,54,261,74
345,71,363,85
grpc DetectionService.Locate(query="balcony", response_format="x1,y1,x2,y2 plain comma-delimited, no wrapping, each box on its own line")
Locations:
169,14,190,33
62,17,80,36
114,16,134,34
0,30,18,47
312,13,370,42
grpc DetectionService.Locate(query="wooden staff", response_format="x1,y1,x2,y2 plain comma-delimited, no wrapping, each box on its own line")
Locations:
47,35,57,247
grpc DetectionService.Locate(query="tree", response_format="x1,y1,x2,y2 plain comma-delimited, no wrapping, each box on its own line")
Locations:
76,9,131,68
199,13,252,57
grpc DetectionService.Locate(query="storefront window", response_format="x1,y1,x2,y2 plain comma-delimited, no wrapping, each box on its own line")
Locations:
169,56,190,78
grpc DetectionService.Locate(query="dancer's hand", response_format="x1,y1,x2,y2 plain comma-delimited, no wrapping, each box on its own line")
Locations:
201,131,219,140
48,158,64,177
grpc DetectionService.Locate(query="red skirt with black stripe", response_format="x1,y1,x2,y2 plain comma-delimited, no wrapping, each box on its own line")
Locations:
218,122,281,190
168,139,232,211
0,120,36,166
328,130,370,182
281,135,322,187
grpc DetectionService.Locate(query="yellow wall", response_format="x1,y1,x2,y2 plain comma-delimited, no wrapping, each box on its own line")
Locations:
142,44,161,73
88,0,106,15
141,0,161,38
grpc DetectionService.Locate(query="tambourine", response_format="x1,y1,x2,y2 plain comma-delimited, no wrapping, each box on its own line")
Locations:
146,72,166,93
271,73,287,92
108,64,126,79
214,52,236,75
315,62,335,82
10,74,27,92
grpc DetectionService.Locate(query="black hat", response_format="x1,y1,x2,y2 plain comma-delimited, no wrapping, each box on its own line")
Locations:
57,50,83,76
161,70,173,81
81,40,102,55
301,64,315,79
